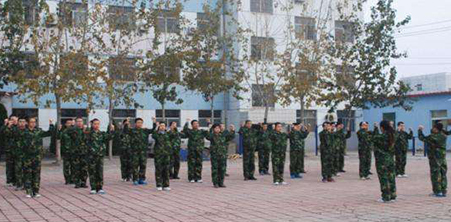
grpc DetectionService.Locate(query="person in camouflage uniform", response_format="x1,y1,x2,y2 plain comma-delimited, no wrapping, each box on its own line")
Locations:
21,118,54,198
117,119,132,181
257,123,272,176
289,123,309,179
58,119,75,185
238,120,258,181
71,117,89,188
219,124,231,177
330,123,340,177
270,122,288,185
394,122,413,177
206,124,235,188
128,118,156,185
181,119,208,183
168,122,181,180
152,122,172,190
418,123,448,197
1,116,18,186
85,119,114,194
372,120,397,203
357,122,375,180
335,122,351,173
319,122,334,182
6,117,27,190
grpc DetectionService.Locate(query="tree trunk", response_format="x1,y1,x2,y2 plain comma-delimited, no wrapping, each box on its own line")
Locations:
264,103,269,124
55,94,62,165
221,0,228,126
108,96,114,161
300,95,305,125
210,96,215,125
346,107,353,130
161,102,166,124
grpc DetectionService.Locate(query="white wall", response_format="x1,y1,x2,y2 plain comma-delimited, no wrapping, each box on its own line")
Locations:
136,109,155,128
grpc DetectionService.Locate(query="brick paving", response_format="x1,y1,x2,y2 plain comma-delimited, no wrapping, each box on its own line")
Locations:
0,153,450,222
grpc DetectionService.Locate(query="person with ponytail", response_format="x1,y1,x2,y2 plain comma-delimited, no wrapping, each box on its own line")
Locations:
372,120,397,203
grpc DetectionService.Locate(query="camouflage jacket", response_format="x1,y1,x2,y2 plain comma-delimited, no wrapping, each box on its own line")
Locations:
394,130,413,151
335,129,351,152
319,130,333,154
152,131,172,158
206,130,235,156
181,123,208,151
85,130,114,157
238,127,259,148
258,129,272,151
372,133,395,158
418,130,447,162
289,130,309,151
0,125,17,154
58,126,74,156
22,126,54,158
70,127,90,155
3,125,26,157
270,131,288,155
127,125,156,152
116,125,132,154
168,129,182,152
357,129,375,151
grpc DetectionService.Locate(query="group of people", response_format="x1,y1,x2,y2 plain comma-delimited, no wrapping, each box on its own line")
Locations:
0,115,449,203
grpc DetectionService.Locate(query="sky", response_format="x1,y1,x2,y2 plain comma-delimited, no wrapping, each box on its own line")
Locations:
364,0,451,78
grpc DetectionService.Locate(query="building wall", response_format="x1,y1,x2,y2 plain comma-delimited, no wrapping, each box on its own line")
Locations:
363,94,451,150
401,72,451,94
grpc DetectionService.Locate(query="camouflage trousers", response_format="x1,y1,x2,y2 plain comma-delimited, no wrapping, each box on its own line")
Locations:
330,149,338,175
395,146,408,175
88,155,104,191
5,152,16,185
14,154,24,188
169,148,181,178
242,145,256,179
320,149,333,179
62,154,75,184
23,157,42,195
337,147,346,172
272,152,286,183
211,153,227,186
358,148,372,178
258,147,270,173
120,151,132,180
73,154,89,187
428,157,448,195
375,154,397,201
131,150,147,182
187,148,203,181
290,149,304,175
155,155,170,188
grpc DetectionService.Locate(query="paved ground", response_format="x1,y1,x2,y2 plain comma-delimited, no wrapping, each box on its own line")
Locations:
0,152,450,222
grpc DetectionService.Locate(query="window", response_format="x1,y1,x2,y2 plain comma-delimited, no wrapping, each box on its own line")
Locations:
196,12,219,35
157,10,179,33
431,110,447,119
107,6,135,30
295,17,316,40
61,109,88,124
415,84,423,91
295,63,317,86
109,57,136,81
23,0,40,25
17,53,39,78
337,110,356,131
335,21,355,43
252,84,275,108
59,2,88,26
59,53,88,80
112,109,136,127
198,110,222,127
156,109,180,126
250,0,273,14
296,109,317,127
251,36,275,61
383,112,396,125
336,65,355,87
12,109,38,123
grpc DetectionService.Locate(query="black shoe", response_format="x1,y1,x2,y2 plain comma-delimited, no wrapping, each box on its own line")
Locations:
339,170,346,173
249,177,257,180
219,184,226,188
214,184,219,188
81,184,88,188
265,171,271,175
369,172,373,175
225,174,230,177
173,176,180,180
75,185,81,189
244,178,248,181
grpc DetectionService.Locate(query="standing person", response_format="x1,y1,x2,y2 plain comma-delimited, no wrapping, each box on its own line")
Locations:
319,122,334,182
372,120,397,203
0,117,18,187
85,119,114,194
357,122,374,180
118,119,133,182
152,122,172,191
336,122,351,173
8,117,27,190
238,120,258,181
219,123,232,177
270,122,288,185
128,118,156,186
257,123,272,176
22,118,54,198
418,123,448,197
330,123,340,177
168,122,181,180
58,119,75,185
394,122,413,178
289,123,309,179
71,117,89,188
206,124,235,188
181,119,208,183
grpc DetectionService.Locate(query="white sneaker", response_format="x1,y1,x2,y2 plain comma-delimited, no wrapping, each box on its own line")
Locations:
157,187,163,191
98,190,105,195
377,198,389,203
365,177,371,180
402,174,409,178
197,180,203,183
281,181,288,185
336,173,341,177
274,182,280,185
189,180,195,183
390,199,397,203
90,190,97,195
35,193,41,198
360,177,366,180
7,183,13,187
25,194,32,198
163,187,171,191
397,175,403,178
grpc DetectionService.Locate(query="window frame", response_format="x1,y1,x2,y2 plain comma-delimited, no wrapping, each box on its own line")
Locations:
296,109,317,127
156,109,181,127
294,17,317,41
250,36,275,61
198,110,222,127
337,110,356,132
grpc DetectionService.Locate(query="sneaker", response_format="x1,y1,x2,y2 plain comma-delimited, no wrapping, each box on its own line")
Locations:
390,199,397,203
336,173,341,177
173,177,180,180
157,187,163,191
396,175,403,178
249,177,257,181
436,193,445,197
90,190,97,195
260,171,265,176
163,187,171,191
369,172,373,175
402,174,409,178
290,174,296,179
6,183,13,187
98,190,106,195
138,180,148,185
15,186,22,191
360,177,366,180
339,170,346,173
214,184,219,188
133,181,139,186
429,193,439,197
297,174,303,179
219,184,226,188
365,177,371,180
327,178,335,182
196,180,203,183
225,174,230,177
34,193,41,198
281,181,288,185
189,180,195,183
25,194,32,198
322,178,328,183
274,182,280,185
377,198,389,203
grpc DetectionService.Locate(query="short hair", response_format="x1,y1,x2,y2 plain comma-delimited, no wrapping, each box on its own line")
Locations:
191,120,198,125
245,120,252,124
91,118,100,123
397,122,405,126
261,122,268,126
122,119,128,124
359,121,368,127
337,121,344,126
75,116,84,121
322,122,330,127
434,123,444,131
274,122,282,127
293,123,300,126
27,117,37,122
135,118,143,123
211,123,220,130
